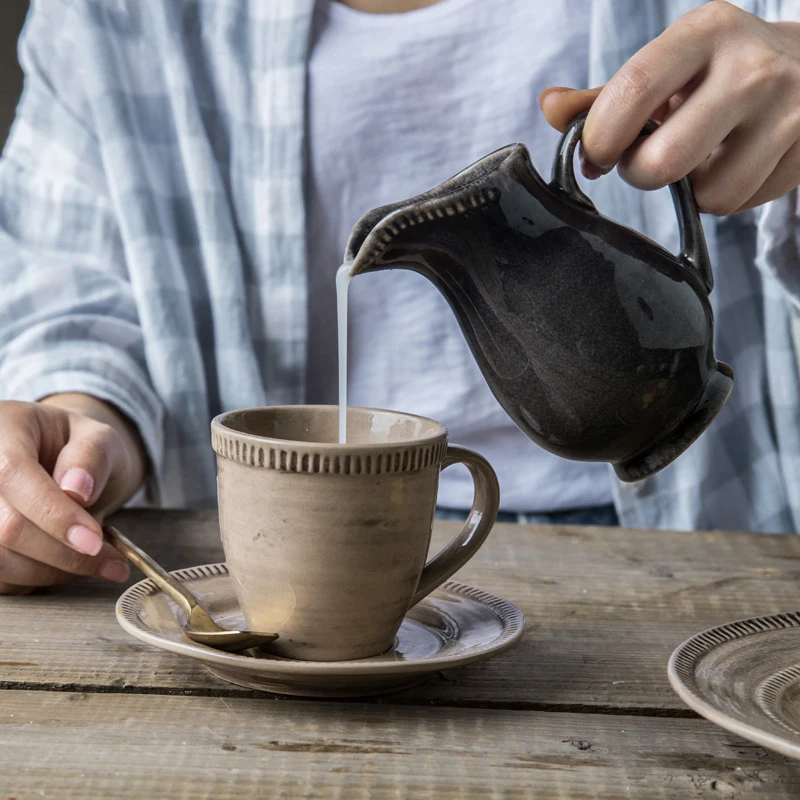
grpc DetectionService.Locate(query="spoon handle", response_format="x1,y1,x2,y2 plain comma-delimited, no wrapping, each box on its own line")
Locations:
104,525,201,621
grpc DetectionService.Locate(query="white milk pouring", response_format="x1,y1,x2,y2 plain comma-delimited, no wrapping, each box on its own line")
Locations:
336,262,353,444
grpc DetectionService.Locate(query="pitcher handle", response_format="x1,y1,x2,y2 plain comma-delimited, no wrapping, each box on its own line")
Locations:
551,111,713,293
410,445,500,608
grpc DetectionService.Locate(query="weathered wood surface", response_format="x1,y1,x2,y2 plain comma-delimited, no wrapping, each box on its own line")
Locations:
2,509,800,713
2,690,798,799
4,509,800,797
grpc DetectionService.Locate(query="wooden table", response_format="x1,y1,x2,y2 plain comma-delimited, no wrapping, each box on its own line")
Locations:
3,510,800,798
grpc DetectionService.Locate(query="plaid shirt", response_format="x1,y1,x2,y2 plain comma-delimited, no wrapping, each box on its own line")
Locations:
2,0,800,531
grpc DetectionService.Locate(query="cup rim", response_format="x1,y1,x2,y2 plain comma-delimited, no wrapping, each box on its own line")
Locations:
210,405,449,452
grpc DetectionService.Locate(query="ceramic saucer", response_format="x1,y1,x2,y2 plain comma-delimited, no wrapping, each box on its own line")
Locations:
668,611,800,759
116,563,524,697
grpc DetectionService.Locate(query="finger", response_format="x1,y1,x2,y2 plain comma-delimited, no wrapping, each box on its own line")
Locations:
539,86,603,133
735,139,800,213
0,449,104,557
578,149,607,180
0,545,74,587
579,91,692,181
51,418,121,507
539,86,687,180
582,16,714,169
617,77,745,191
649,97,674,126
0,500,129,581
689,120,791,216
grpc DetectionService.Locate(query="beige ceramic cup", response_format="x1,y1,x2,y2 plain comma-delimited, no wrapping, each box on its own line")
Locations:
210,405,500,661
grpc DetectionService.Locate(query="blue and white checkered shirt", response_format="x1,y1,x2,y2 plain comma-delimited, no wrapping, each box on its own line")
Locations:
3,0,800,531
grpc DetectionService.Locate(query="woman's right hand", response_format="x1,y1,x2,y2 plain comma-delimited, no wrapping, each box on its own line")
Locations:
0,394,147,594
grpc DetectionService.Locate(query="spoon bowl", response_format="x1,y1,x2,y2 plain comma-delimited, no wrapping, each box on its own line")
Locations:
103,525,278,653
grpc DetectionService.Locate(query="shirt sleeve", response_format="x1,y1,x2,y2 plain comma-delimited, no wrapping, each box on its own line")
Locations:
0,0,164,502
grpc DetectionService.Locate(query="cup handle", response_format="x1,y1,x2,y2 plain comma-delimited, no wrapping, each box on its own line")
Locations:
410,444,500,607
551,111,714,294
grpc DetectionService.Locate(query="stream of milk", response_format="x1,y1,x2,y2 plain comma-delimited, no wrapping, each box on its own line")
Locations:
336,261,354,444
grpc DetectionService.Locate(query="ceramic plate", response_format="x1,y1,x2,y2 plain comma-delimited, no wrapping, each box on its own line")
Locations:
668,611,800,759
116,564,524,697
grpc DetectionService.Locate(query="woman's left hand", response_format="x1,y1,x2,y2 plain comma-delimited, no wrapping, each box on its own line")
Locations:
540,0,800,215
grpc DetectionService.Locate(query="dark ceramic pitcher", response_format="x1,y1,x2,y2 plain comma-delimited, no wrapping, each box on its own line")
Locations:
345,113,733,481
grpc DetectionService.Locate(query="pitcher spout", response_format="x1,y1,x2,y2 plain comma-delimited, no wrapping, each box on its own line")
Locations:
345,144,525,277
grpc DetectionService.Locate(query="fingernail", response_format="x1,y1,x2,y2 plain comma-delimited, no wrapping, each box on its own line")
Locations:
581,160,605,180
67,524,103,556
579,148,610,180
98,559,130,583
541,86,571,97
539,86,571,108
60,468,94,504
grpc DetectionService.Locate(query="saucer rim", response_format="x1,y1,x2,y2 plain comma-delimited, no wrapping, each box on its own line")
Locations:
115,563,525,677
667,610,800,760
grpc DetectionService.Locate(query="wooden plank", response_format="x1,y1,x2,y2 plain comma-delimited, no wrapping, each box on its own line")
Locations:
2,508,800,711
1,690,799,799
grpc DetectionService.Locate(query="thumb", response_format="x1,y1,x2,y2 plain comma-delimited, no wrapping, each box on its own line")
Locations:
539,86,604,133
52,419,120,509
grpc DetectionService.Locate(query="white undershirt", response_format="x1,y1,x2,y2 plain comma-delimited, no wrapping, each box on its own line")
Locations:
306,0,613,511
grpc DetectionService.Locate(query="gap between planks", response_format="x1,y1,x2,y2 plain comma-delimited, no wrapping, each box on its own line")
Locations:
0,679,700,719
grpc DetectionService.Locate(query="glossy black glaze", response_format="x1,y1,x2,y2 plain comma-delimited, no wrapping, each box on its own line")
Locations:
346,114,733,481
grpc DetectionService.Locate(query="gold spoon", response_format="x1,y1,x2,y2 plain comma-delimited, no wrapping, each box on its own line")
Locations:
104,525,278,652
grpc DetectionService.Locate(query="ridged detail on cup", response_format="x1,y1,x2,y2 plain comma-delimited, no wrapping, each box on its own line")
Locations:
211,430,446,475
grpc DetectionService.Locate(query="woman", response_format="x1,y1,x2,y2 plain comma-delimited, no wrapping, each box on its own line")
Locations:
1,0,799,593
